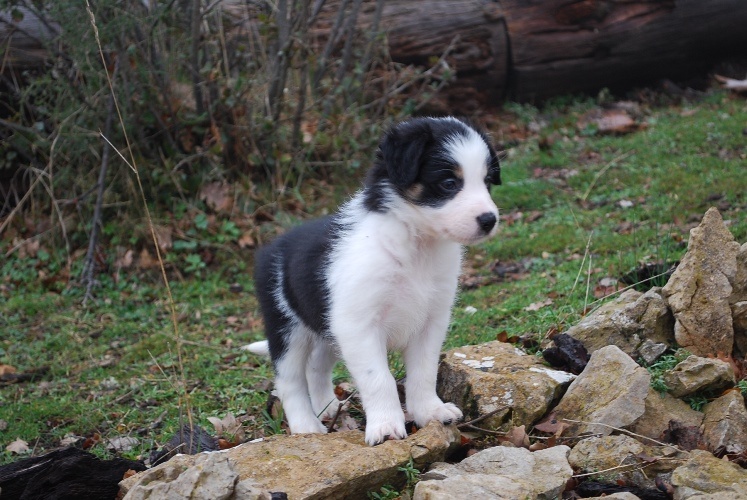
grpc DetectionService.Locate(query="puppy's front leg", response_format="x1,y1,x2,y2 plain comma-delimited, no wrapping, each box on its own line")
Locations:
337,333,406,445
403,315,463,429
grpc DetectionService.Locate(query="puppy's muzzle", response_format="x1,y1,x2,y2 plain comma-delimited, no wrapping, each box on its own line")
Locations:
476,212,497,234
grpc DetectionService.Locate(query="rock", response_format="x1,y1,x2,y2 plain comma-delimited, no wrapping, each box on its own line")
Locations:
585,494,641,500
413,445,572,499
121,421,459,500
671,449,747,499
662,355,735,398
437,341,575,430
638,339,669,365
662,207,740,357
568,435,687,489
121,453,270,500
702,390,747,454
731,242,747,304
733,300,747,356
629,388,704,442
551,345,650,436
732,243,747,356
542,333,590,374
562,288,674,358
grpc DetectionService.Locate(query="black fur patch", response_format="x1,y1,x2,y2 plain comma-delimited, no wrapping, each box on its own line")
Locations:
363,117,500,212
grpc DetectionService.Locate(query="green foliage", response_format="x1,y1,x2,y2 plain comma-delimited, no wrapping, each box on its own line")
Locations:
646,350,692,394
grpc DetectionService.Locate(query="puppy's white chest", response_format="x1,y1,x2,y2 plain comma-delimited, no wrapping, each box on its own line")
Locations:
327,218,461,349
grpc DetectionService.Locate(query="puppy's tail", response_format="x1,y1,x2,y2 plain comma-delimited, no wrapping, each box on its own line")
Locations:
241,340,270,357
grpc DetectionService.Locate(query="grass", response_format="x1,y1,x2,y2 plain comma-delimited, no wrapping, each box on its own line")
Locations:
2,90,747,464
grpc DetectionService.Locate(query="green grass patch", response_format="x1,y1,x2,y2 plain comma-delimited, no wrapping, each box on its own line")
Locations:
2,91,747,463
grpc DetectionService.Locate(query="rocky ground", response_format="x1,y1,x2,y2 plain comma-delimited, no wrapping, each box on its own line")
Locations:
112,207,747,499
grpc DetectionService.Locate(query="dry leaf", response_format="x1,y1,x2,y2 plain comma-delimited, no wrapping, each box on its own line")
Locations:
238,232,255,249
207,413,245,442
200,182,234,213
106,436,139,452
6,437,30,454
153,226,173,252
524,298,553,312
0,365,17,376
504,425,530,448
115,249,134,268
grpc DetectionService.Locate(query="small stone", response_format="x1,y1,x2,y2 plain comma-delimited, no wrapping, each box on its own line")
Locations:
662,355,735,398
671,449,747,498
569,435,686,489
438,341,573,430
638,339,668,365
414,445,572,500
702,390,747,454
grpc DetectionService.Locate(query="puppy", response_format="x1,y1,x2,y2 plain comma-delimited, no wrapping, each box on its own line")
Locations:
245,117,501,445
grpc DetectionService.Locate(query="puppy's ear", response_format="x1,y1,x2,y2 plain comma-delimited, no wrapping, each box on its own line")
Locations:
380,122,431,190
486,143,502,186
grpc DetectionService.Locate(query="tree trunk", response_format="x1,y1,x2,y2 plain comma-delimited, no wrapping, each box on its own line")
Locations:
0,7,60,69
4,1,747,107
501,0,747,102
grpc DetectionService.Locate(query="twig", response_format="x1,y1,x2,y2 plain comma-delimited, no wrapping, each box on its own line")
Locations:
561,418,684,449
572,456,680,479
326,401,345,432
459,424,506,436
82,60,119,304
457,407,505,429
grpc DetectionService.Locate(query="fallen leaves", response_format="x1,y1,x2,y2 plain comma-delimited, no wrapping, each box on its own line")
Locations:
6,437,30,454
207,412,245,449
524,298,554,312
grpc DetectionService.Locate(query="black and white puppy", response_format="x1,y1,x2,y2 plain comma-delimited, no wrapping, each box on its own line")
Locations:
245,117,501,445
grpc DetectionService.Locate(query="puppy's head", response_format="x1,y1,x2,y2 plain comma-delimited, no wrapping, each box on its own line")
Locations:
366,117,501,245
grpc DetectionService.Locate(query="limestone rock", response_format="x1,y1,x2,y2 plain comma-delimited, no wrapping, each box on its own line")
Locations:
121,421,459,500
121,453,270,500
568,435,687,489
662,355,735,398
562,288,674,358
662,207,740,357
629,388,704,442
552,345,650,436
585,494,641,500
638,339,668,365
731,242,747,304
414,445,572,500
671,449,747,499
733,300,747,356
702,390,747,454
437,341,575,430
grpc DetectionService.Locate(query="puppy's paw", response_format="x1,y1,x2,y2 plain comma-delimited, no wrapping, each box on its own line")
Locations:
411,401,463,428
364,416,407,446
289,417,328,435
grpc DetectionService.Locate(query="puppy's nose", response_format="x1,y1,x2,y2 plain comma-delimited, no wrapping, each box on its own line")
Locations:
476,212,497,234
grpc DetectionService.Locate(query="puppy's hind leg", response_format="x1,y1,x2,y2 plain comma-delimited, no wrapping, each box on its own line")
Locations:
306,338,340,420
274,325,328,435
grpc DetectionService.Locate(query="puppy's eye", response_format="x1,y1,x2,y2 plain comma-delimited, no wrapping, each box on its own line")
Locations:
439,178,459,192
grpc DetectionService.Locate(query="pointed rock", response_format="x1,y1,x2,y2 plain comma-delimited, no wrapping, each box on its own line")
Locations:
551,345,650,436
662,207,740,357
